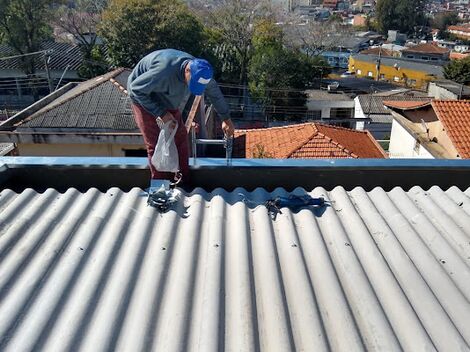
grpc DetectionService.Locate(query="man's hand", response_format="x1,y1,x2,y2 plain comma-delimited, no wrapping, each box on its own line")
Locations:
159,111,177,130
222,119,235,137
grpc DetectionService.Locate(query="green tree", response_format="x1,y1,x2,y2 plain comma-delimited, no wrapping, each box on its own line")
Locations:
0,0,60,90
99,0,207,67
432,12,460,31
53,0,110,78
248,19,330,122
444,57,470,85
376,0,427,35
195,0,272,84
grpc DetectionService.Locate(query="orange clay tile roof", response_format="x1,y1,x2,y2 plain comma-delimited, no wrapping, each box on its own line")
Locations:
383,100,432,110
402,43,450,54
450,52,470,60
432,100,470,158
233,123,386,159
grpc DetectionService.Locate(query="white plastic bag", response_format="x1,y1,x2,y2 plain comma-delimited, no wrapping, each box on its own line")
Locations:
151,120,179,172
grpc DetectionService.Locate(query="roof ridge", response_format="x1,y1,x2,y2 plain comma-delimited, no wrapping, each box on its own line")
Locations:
315,122,368,134
17,68,128,126
236,122,313,133
315,131,358,158
285,124,319,158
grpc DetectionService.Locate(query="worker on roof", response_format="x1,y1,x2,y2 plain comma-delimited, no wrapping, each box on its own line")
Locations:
128,48,234,182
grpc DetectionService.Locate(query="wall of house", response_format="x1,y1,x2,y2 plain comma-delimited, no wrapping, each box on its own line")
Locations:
348,57,436,90
17,143,146,157
388,120,434,158
428,83,459,100
306,99,355,119
427,120,461,158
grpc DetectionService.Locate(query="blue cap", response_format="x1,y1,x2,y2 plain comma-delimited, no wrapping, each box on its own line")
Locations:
189,59,213,96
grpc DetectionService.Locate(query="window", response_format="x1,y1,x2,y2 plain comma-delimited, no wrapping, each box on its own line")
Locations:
430,57,438,61
421,56,429,61
330,108,353,119
367,71,374,77
379,74,385,80
356,69,362,75
408,79,417,86
406,55,414,59
306,110,322,119
393,76,400,82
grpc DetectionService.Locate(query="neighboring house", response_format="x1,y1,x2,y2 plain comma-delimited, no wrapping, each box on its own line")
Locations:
322,77,398,95
321,51,351,69
354,92,431,139
0,68,145,157
448,24,470,40
0,41,84,111
233,122,387,159
386,100,470,159
401,43,450,64
450,51,470,60
428,80,470,100
349,54,444,89
305,89,355,127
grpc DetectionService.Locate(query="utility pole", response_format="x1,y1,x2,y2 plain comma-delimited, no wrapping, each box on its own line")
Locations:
376,46,382,81
43,51,53,94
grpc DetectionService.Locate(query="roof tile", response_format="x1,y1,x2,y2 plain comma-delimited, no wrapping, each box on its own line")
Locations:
234,123,386,159
432,100,470,158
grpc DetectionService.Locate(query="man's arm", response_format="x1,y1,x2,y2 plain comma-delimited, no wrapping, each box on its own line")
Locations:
204,79,234,136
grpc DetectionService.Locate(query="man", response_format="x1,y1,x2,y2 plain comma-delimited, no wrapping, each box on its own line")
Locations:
128,48,234,182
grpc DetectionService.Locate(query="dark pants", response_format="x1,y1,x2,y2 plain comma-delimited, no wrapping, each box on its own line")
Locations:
132,103,189,181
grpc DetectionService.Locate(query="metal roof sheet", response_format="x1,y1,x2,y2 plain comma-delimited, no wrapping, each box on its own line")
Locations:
0,185,470,351
352,54,445,77
0,41,83,71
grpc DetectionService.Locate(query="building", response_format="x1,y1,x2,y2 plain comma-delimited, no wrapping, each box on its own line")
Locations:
0,156,470,351
233,122,386,159
0,41,85,112
349,54,445,90
305,89,355,126
0,68,145,157
354,91,431,139
401,43,450,64
386,100,470,158
448,24,470,40
428,80,470,100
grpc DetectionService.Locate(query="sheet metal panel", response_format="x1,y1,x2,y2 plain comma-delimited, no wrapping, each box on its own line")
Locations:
0,186,469,351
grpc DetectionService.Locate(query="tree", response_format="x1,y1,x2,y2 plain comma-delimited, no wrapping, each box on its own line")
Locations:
192,0,273,84
53,0,110,78
432,12,459,31
282,15,353,56
444,57,470,85
248,19,330,122
376,0,428,35
99,0,207,68
0,0,61,98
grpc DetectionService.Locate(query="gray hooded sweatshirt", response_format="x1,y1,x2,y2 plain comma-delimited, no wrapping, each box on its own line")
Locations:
127,49,231,120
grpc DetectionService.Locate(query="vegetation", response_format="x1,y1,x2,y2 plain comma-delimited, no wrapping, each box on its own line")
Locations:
444,57,470,85
53,0,109,78
248,19,330,121
376,0,428,35
99,0,206,67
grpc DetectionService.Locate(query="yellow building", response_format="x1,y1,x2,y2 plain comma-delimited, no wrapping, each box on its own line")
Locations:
349,54,444,90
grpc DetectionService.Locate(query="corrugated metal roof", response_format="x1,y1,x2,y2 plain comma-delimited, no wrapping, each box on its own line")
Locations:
358,95,432,115
0,41,83,71
0,185,470,351
17,69,136,131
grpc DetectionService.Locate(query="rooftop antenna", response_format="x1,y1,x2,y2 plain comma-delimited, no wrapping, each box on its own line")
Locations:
421,119,430,140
